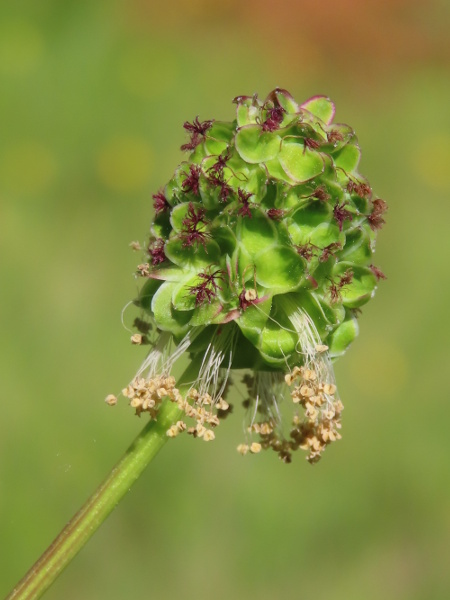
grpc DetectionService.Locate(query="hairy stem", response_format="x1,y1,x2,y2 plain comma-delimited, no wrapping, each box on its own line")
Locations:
6,396,185,600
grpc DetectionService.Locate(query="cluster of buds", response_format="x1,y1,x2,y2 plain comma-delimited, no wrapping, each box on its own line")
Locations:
108,89,387,464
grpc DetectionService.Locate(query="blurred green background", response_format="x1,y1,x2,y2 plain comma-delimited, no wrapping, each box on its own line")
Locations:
1,1,450,598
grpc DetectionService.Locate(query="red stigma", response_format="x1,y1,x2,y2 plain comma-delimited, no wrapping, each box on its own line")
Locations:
188,268,224,307
148,238,166,266
333,202,353,231
152,191,170,214
181,116,214,152
367,199,388,231
182,164,202,196
369,264,387,281
236,188,253,218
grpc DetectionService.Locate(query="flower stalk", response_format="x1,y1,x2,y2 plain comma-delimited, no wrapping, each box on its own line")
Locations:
6,397,185,600
7,88,387,598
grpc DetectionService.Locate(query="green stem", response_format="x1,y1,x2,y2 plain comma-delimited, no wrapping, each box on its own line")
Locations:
6,398,184,600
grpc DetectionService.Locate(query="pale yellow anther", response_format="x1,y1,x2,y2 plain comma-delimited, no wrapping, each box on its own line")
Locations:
315,344,329,353
206,414,220,427
237,444,249,455
216,399,229,411
166,425,179,438
176,420,187,432
322,383,337,395
259,423,273,435
137,263,150,276
244,288,257,301
250,442,262,454
196,423,206,437
300,385,314,397
323,408,335,420
105,394,117,406
131,333,143,345
203,429,215,441
303,369,317,381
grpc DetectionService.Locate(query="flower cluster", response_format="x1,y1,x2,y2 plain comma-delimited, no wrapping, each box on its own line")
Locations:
108,89,387,464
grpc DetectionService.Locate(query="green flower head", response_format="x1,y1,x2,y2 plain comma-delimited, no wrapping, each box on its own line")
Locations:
111,89,387,464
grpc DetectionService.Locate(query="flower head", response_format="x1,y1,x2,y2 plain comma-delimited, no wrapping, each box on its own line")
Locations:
108,89,387,464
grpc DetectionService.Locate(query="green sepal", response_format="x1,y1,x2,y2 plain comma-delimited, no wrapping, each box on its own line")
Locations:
235,97,261,127
164,236,221,269
258,307,297,363
333,262,377,308
151,281,193,336
237,211,278,257
237,296,272,346
150,212,171,239
300,96,335,125
189,300,225,327
327,312,359,358
235,125,281,164
254,246,304,294
333,140,361,173
137,278,163,313
278,140,325,183
339,228,373,266
204,121,235,155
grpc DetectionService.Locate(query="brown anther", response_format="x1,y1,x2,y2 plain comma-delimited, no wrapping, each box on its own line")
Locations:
137,263,150,277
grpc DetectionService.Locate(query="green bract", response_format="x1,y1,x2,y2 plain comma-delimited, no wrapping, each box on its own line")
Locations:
125,89,387,464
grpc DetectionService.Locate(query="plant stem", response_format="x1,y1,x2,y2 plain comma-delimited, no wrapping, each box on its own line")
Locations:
6,398,183,600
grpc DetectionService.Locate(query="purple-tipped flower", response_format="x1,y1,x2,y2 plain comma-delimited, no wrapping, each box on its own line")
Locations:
111,89,387,465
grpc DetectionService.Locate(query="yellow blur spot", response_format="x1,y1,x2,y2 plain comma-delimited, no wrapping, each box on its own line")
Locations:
348,335,409,399
118,43,177,100
412,134,450,191
0,141,56,195
97,137,153,193
0,20,44,75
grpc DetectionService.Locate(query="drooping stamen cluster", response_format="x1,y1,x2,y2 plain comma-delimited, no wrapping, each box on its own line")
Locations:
286,365,343,464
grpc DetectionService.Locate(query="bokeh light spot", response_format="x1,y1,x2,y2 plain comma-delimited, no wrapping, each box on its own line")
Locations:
96,136,153,193
118,42,177,100
0,20,44,75
0,141,56,195
412,134,450,191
